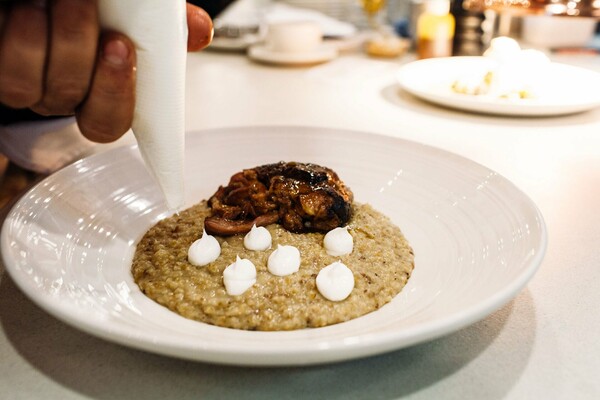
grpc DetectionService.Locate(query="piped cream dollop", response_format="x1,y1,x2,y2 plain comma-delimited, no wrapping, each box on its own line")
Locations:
223,256,257,296
267,245,301,276
323,226,353,256
244,224,272,251
316,261,354,301
187,230,221,266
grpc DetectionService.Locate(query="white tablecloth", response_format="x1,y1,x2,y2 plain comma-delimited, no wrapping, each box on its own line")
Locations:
1,49,599,399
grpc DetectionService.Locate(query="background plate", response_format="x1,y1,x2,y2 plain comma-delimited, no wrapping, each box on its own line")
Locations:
1,126,546,366
397,56,600,116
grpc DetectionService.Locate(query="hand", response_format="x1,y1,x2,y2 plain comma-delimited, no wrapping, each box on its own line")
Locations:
0,1,213,143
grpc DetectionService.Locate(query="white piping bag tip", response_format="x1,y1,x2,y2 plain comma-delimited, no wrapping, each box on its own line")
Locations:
99,0,188,211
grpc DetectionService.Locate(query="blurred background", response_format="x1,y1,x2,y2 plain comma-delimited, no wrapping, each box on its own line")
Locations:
191,0,600,57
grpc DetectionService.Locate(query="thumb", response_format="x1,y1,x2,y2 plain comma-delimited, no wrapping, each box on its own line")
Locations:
186,3,213,51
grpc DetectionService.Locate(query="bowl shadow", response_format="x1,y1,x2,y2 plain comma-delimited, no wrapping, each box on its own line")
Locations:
0,272,536,400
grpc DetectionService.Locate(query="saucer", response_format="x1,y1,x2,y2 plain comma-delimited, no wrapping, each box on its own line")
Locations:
248,43,338,65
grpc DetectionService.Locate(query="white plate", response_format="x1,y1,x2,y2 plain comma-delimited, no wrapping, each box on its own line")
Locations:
397,56,600,116
1,126,546,366
248,43,338,65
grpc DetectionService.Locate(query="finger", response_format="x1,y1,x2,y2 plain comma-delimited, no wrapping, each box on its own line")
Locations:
0,0,48,109
32,0,99,116
186,3,213,51
76,32,136,143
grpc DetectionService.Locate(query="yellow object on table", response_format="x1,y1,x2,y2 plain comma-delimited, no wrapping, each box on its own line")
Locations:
416,0,455,59
360,0,386,14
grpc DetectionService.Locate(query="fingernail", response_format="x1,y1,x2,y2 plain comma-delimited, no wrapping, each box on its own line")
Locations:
103,39,129,66
198,28,214,49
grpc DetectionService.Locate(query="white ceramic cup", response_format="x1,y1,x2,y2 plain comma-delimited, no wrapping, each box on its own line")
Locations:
264,21,323,53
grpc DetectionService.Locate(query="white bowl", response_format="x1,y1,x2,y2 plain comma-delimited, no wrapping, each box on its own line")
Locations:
1,126,547,366
522,16,597,48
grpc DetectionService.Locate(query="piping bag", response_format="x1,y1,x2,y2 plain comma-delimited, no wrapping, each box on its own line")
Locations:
98,0,188,211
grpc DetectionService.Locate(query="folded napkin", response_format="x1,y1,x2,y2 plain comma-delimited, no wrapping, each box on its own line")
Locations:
216,0,264,28
263,3,357,38
99,0,188,210
218,0,357,38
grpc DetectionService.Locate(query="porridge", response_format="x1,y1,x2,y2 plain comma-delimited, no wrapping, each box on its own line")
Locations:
132,202,414,331
131,162,414,331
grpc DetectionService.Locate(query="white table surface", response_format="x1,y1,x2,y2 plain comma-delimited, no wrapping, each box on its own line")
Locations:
1,48,600,399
